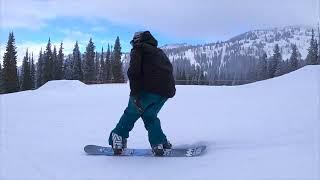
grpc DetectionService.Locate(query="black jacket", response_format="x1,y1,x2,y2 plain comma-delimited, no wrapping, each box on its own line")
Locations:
127,31,176,98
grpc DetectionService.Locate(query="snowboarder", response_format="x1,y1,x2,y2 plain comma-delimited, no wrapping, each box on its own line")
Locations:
108,31,176,156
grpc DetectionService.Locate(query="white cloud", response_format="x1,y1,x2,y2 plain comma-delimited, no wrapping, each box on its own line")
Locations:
1,0,319,40
91,26,107,32
99,40,116,47
0,44,6,66
57,29,92,39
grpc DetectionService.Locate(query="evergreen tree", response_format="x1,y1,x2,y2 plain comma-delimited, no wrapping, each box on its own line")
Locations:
269,44,282,78
175,67,181,84
289,44,300,71
105,44,112,82
111,37,124,83
21,49,32,90
30,53,36,89
72,41,83,81
0,62,3,93
314,31,319,65
306,29,318,65
64,54,73,80
318,28,320,64
83,38,95,83
36,48,44,88
283,59,291,74
52,45,58,80
43,38,53,84
56,42,64,80
94,51,99,81
2,32,19,93
274,60,284,77
257,53,268,80
181,69,187,85
98,47,104,82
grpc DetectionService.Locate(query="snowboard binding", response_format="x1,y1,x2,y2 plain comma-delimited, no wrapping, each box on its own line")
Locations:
151,141,172,156
111,132,127,155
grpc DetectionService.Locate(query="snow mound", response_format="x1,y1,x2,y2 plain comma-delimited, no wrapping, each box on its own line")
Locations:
278,65,320,79
38,80,86,91
242,65,320,88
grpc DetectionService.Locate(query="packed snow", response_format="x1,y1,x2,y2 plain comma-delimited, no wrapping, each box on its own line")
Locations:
0,66,319,180
160,43,189,50
38,80,86,91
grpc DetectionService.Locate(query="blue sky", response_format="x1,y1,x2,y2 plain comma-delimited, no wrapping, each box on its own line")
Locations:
0,0,318,65
1,17,205,53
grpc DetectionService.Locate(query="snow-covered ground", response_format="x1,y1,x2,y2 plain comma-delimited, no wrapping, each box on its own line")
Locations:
0,66,319,180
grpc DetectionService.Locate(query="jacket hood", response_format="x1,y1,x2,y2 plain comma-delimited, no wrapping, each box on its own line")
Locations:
130,31,158,47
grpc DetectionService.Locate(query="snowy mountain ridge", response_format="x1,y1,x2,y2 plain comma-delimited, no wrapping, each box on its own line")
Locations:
166,26,313,65
123,25,314,66
160,43,190,50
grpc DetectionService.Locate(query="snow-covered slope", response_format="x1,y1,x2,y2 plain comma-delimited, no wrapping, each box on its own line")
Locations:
163,26,313,64
227,26,312,59
0,66,319,180
160,43,190,50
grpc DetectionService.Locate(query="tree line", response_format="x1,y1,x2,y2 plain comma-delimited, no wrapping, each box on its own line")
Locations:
0,33,124,94
255,29,319,82
0,29,319,94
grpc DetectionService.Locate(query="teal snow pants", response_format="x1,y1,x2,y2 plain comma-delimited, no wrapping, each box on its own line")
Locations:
108,91,168,146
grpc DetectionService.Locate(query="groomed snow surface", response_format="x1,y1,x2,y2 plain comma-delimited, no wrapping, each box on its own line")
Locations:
1,66,320,180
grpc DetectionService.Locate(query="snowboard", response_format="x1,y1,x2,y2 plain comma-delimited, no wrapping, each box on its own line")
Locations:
84,144,206,157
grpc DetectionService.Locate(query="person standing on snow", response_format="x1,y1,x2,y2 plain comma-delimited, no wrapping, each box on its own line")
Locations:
108,31,176,156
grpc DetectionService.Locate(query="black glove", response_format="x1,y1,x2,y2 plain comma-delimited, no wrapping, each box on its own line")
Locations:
132,95,143,113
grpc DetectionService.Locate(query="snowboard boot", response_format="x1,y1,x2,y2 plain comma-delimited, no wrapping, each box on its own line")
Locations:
152,144,165,156
111,132,127,155
151,141,172,156
163,140,172,149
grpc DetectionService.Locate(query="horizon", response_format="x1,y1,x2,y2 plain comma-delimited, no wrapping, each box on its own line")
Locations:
1,24,317,66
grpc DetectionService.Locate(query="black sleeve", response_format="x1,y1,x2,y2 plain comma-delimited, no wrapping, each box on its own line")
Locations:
127,47,143,96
